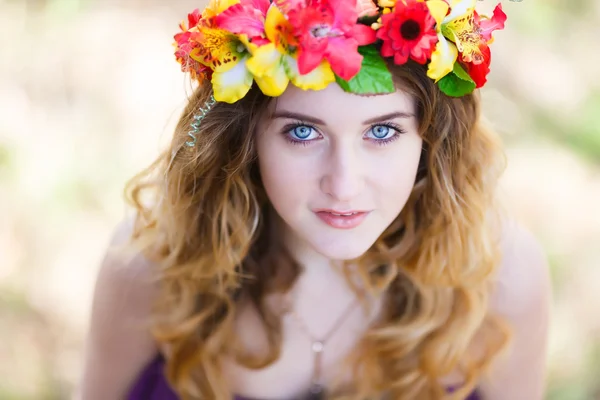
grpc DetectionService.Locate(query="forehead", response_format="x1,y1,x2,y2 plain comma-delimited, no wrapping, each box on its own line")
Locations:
271,83,416,120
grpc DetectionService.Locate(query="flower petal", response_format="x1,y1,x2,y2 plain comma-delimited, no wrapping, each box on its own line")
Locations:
427,33,458,82
426,0,449,27
285,55,335,91
212,56,253,103
253,66,290,96
444,0,476,23
245,43,290,95
461,44,490,88
187,9,202,30
204,0,241,18
175,31,192,48
352,24,377,46
190,28,246,73
264,4,293,46
246,42,282,77
298,45,327,75
476,3,506,44
376,1,438,66
329,0,359,31
378,0,394,8
243,0,270,16
275,0,304,14
216,4,266,38
442,7,484,64
356,0,379,18
326,37,362,80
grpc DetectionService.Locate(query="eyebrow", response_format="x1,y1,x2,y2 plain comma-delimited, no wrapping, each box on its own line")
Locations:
271,111,415,125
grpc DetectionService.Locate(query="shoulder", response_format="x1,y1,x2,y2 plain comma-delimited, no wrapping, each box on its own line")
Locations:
479,218,552,400
491,218,552,321
101,218,159,291
92,218,160,313
77,218,160,399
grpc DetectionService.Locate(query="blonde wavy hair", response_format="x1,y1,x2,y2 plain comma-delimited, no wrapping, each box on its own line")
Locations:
125,60,510,399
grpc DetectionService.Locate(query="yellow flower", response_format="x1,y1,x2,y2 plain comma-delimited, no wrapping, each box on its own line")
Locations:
203,0,240,20
246,5,334,97
191,27,253,103
442,0,484,64
426,0,457,82
378,0,395,8
426,0,482,82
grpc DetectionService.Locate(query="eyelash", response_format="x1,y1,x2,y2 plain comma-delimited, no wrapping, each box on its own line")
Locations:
282,120,407,147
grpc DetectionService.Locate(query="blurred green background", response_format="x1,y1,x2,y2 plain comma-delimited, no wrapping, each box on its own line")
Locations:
0,0,598,399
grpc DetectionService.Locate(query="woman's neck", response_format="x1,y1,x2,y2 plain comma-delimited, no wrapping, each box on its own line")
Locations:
270,208,379,305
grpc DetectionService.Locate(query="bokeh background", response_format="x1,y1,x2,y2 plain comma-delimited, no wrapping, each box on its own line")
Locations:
0,0,598,398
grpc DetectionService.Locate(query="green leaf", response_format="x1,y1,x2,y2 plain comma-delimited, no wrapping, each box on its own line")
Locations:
335,46,395,95
437,62,477,97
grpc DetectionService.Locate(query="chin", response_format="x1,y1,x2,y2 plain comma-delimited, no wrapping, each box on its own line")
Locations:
310,238,375,261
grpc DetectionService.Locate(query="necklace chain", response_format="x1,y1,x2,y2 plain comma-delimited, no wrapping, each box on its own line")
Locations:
288,294,360,395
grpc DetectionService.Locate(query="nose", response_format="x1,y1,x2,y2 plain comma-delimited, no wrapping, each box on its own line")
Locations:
319,142,365,202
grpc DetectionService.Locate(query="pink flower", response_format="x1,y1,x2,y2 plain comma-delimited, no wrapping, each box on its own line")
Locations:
215,0,271,45
356,0,379,18
474,3,507,44
285,0,377,80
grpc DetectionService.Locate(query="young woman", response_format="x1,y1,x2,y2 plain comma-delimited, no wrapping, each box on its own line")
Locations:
79,0,551,398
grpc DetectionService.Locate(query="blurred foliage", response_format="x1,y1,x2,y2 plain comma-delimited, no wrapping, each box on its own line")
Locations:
531,94,600,165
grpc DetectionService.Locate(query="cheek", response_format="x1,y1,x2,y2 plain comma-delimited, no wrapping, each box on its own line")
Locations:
371,139,422,211
256,136,314,213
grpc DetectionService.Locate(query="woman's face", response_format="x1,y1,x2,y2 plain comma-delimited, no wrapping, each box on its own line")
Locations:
256,83,423,261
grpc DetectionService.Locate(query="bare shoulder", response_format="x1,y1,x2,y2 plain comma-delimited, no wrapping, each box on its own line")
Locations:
101,218,159,293
91,218,160,324
491,218,552,320
480,218,552,400
76,218,160,400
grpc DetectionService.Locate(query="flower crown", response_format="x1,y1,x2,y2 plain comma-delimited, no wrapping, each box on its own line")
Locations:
173,0,507,104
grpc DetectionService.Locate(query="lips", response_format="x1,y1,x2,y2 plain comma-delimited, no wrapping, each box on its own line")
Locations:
313,209,370,229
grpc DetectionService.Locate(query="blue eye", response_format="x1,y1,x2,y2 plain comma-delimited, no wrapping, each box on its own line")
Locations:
365,123,406,146
282,121,405,147
292,125,314,139
370,125,391,139
281,122,321,146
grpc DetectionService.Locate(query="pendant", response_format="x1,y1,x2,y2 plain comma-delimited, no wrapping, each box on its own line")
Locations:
306,383,325,400
312,341,324,353
308,340,325,400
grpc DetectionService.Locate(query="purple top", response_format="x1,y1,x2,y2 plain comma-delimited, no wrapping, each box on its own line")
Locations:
127,353,481,400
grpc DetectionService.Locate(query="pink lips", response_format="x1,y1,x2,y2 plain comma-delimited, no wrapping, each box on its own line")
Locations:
314,209,370,229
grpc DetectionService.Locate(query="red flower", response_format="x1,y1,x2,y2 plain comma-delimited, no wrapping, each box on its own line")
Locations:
376,0,438,65
285,0,377,81
457,4,505,88
460,44,490,88
179,8,202,31
174,9,213,82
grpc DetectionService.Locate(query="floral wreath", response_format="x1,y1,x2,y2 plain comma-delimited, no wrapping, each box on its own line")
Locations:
173,0,507,104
